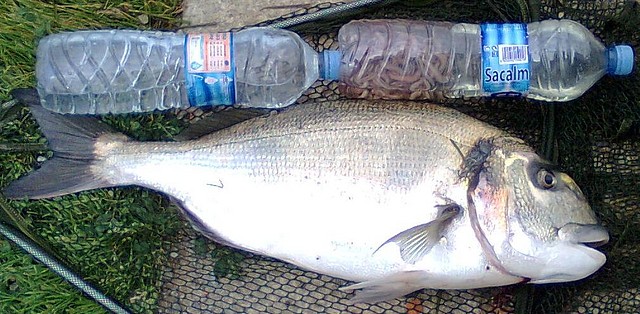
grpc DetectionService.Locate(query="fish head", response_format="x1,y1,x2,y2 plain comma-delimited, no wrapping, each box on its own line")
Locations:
473,137,608,284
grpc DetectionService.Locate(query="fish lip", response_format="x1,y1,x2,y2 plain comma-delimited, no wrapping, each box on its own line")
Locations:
583,238,609,248
558,223,609,248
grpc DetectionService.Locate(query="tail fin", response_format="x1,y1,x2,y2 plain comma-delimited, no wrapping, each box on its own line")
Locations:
3,89,119,199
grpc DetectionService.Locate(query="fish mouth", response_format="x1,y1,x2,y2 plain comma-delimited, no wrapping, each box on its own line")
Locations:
505,222,609,284
558,223,609,248
525,224,608,284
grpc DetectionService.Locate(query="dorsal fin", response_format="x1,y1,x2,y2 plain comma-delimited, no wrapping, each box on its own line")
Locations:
174,107,272,141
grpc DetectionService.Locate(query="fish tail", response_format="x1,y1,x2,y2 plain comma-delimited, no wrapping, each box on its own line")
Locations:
3,89,123,199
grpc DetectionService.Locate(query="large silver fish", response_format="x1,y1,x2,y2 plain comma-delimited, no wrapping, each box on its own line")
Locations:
4,90,609,303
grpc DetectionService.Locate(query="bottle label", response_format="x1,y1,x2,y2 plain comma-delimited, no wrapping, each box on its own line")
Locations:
185,33,235,106
481,23,530,96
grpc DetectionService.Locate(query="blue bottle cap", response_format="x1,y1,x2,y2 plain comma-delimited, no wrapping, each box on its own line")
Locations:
321,50,341,81
607,45,634,76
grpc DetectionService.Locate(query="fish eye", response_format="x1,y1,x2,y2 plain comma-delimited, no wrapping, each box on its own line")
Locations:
536,169,556,189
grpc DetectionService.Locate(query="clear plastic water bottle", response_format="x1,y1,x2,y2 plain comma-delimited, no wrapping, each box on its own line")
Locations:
36,28,332,114
321,19,634,102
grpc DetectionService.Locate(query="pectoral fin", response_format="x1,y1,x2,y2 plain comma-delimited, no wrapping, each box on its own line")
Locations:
339,270,429,303
375,204,461,264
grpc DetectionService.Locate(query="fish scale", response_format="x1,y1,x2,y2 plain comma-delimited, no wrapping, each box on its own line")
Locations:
118,101,505,190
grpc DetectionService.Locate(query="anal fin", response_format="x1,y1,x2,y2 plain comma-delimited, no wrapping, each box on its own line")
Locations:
339,271,429,304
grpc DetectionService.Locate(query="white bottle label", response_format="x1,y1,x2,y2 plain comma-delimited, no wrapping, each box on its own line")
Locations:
185,33,236,106
481,24,530,96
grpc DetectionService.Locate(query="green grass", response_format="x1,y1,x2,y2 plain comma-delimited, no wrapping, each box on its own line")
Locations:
0,0,182,99
0,238,104,313
0,1,184,313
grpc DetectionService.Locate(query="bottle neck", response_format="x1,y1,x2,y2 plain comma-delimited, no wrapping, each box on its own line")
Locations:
606,47,618,75
319,50,341,80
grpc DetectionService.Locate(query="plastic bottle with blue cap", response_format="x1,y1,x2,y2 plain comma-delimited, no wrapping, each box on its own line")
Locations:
321,19,634,102
35,27,331,114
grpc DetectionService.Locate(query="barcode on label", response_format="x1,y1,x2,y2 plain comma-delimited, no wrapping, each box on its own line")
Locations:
499,45,528,64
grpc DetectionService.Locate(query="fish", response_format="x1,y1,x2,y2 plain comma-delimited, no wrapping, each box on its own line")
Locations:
4,89,609,303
